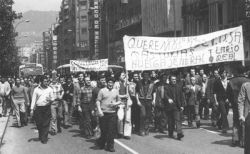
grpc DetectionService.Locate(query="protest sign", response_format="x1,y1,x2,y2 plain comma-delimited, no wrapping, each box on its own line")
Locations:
123,26,244,71
70,59,108,72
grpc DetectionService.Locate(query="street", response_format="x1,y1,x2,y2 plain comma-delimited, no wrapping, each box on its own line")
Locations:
0,113,243,154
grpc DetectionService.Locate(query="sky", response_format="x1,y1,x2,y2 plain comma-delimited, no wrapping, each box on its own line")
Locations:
13,0,62,12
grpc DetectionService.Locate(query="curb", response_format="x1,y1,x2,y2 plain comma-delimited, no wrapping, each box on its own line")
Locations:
0,114,10,147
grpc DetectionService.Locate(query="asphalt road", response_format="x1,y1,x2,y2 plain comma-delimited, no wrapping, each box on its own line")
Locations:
0,113,244,154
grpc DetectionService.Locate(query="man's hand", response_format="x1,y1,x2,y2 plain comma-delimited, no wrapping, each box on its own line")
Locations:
168,99,174,104
98,110,104,117
152,100,156,106
239,116,245,122
215,101,219,106
78,105,82,112
137,100,142,107
180,107,184,111
30,110,34,117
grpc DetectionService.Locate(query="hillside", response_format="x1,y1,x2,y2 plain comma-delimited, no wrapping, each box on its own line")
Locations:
15,10,59,46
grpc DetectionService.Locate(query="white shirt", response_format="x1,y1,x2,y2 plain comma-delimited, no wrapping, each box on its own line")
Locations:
30,86,54,110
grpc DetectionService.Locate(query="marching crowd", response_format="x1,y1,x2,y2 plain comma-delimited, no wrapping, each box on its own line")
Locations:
0,67,250,153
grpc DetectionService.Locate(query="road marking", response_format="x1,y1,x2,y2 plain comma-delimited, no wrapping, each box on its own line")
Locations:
115,139,139,154
200,128,220,135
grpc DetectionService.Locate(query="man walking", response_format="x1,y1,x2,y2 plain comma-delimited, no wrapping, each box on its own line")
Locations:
96,77,120,152
136,71,156,136
77,76,94,138
164,75,185,140
31,76,54,144
114,72,132,139
50,77,64,135
238,80,250,154
11,78,29,127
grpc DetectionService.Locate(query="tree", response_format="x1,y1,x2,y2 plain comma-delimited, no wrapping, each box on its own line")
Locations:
0,0,22,76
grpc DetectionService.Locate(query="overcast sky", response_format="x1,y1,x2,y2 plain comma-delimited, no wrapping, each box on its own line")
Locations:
13,0,61,12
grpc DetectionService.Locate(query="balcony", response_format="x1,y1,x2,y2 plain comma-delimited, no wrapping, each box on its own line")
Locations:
115,14,142,31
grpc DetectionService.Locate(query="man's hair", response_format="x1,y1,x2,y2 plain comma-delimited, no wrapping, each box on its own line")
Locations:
106,77,115,83
169,74,176,81
40,75,48,82
98,74,106,80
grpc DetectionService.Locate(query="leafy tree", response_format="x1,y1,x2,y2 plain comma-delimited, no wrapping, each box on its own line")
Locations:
0,0,22,76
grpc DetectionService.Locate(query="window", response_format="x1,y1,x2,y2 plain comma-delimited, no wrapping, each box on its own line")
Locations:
79,0,87,10
81,15,87,21
81,28,87,34
218,3,223,25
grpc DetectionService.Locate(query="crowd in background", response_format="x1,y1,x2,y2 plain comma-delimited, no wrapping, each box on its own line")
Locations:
0,66,250,153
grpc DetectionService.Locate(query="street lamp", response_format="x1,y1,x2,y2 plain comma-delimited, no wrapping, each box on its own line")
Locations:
14,19,30,31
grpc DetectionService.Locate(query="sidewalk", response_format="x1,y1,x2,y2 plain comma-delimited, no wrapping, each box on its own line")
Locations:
0,114,10,147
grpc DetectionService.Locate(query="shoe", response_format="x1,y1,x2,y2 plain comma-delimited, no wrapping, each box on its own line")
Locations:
139,131,145,136
169,134,174,138
188,122,193,127
50,131,56,136
196,121,201,128
124,136,131,140
41,140,48,144
96,141,105,149
177,133,184,140
222,130,227,134
159,130,167,134
106,147,115,152
117,134,123,139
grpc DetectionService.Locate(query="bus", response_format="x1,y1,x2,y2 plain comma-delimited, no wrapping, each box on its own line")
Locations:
19,63,44,77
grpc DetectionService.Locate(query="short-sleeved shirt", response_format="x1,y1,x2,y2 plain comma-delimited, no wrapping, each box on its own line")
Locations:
97,87,119,113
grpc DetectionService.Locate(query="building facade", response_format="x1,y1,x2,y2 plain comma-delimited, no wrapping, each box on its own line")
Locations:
55,0,91,66
182,0,250,70
101,0,182,65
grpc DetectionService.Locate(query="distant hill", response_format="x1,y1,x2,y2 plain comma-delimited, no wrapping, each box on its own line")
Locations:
15,10,59,46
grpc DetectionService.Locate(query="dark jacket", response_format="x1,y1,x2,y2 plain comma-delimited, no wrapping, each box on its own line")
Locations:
164,84,185,111
213,78,230,102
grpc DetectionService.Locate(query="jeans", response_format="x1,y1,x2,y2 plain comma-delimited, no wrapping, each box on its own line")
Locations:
139,99,152,134
13,99,26,126
63,100,74,126
187,104,200,123
199,98,209,119
50,100,63,133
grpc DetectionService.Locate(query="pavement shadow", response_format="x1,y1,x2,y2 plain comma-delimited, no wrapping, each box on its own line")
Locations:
28,138,40,142
69,129,83,138
211,139,233,147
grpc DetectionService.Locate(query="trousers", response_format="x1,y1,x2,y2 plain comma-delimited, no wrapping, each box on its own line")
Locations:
139,99,152,134
98,112,117,149
63,100,74,126
80,103,93,136
166,109,183,135
217,101,229,130
117,99,132,137
199,97,209,119
50,100,63,133
34,105,51,142
131,97,140,132
13,99,26,126
186,104,200,123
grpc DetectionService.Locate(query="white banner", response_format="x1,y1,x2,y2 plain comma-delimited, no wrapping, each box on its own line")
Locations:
70,59,108,72
123,26,244,71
